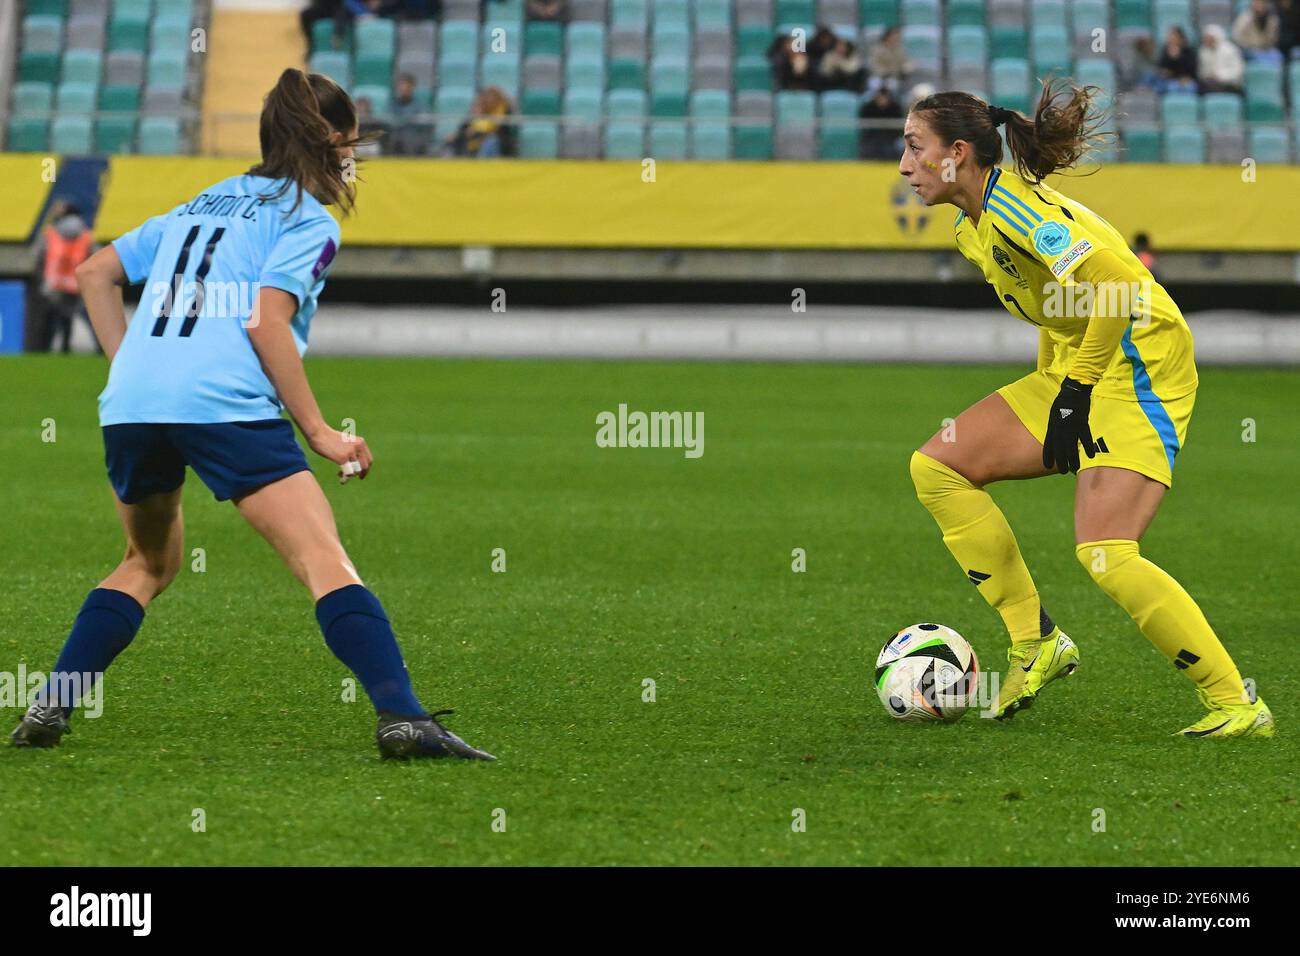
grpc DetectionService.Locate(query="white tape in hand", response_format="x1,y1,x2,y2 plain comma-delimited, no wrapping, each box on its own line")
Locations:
339,460,362,484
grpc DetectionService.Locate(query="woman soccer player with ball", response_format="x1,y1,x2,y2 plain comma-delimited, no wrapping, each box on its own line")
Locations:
11,70,493,760
900,82,1273,738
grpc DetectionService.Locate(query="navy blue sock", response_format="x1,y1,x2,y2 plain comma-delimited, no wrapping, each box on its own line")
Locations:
315,585,426,718
38,588,145,712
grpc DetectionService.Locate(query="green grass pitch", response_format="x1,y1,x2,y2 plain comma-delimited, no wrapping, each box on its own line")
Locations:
1,355,1295,866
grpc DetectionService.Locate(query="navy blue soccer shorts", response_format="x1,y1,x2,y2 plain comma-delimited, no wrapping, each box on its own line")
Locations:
103,419,311,503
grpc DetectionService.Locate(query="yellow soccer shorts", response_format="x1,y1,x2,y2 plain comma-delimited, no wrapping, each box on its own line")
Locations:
996,370,1195,488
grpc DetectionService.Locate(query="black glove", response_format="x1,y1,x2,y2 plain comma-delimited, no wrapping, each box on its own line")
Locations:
1043,376,1097,475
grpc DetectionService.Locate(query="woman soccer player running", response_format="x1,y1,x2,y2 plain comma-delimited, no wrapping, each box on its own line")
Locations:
11,69,494,760
900,82,1273,738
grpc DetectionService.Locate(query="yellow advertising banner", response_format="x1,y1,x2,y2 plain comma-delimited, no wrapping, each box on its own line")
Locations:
89,156,1300,251
0,155,55,241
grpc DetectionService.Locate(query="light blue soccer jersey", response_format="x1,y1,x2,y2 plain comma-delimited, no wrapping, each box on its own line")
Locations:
98,173,341,425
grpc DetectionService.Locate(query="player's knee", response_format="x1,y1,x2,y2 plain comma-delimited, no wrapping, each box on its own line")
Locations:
910,449,974,505
1075,539,1140,587
126,544,182,595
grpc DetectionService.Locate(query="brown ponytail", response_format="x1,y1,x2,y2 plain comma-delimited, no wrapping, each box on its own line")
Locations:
912,78,1112,184
248,68,362,216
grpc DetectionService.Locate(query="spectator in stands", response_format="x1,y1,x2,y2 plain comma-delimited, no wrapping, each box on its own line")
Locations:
768,33,815,91
1232,0,1282,56
1198,25,1245,94
1279,0,1300,57
819,32,866,93
1133,232,1160,283
388,73,430,155
35,201,95,354
345,0,403,18
526,0,567,21
1156,26,1199,93
441,87,517,158
300,0,348,50
810,26,838,70
857,85,903,160
354,96,389,157
1120,34,1160,91
867,27,914,91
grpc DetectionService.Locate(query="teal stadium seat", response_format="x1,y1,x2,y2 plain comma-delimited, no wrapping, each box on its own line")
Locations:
738,25,773,58
607,88,647,118
310,18,349,53
1153,0,1196,43
521,88,561,116
605,121,646,158
56,81,98,114
355,51,396,88
309,51,352,88
1071,0,1111,39
1031,0,1068,28
96,116,137,153
151,15,192,52
1244,61,1284,121
566,54,607,91
947,26,988,67
1114,0,1153,30
13,82,54,115
138,116,182,155
990,25,1028,60
735,56,771,91
434,86,475,140
900,0,939,28
100,85,141,112
440,22,478,60
1201,93,1242,129
695,0,732,31
1030,25,1071,77
611,0,649,27
20,52,60,84
655,0,691,28
108,18,148,53
608,58,646,90
733,124,774,159
63,50,103,85
480,55,521,97
27,0,70,16
648,121,688,159
52,115,93,154
1159,91,1199,125
519,120,560,158
653,23,691,59
690,89,730,159
1074,57,1115,91
1121,124,1161,161
525,22,563,56
355,17,396,57
147,51,187,89
23,15,65,53
353,84,391,115
990,58,1031,114
7,118,50,152
568,23,607,59
818,90,858,159
860,0,899,30
438,56,478,90
1248,126,1289,164
947,0,985,27
1163,124,1206,162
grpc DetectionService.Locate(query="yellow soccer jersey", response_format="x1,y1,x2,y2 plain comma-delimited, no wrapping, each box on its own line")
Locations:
954,166,1198,402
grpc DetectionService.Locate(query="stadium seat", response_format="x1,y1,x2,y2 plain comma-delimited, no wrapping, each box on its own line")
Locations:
522,54,561,90
442,0,482,20
1159,91,1199,125
610,24,649,60
776,0,817,27
901,25,940,63
1202,93,1243,129
63,50,103,85
737,24,773,58
1153,0,1196,43
440,22,478,60
947,26,989,67
691,121,731,159
989,25,1028,60
108,18,148,53
23,15,65,54
571,0,610,21
1114,0,1153,30
13,82,54,115
147,51,187,90
651,89,689,117
818,90,858,159
8,117,50,152
100,84,141,113
1074,57,1115,91
567,54,607,91
1163,124,1206,163
990,58,1031,113
26,0,70,15
525,22,563,57
397,20,435,58
1121,123,1161,161
310,51,351,88
1244,61,1284,121
562,88,603,157
56,81,97,115
648,121,688,159
67,16,108,52
396,51,436,89
1248,125,1290,163
611,0,649,27
105,51,145,88
311,18,349,54
20,51,60,84
1196,0,1233,29
52,115,93,154
693,55,731,91
356,17,396,57
354,84,391,116
151,15,191,51
481,55,521,98
1207,127,1246,163
653,23,692,59
609,58,647,90
568,22,607,59
433,86,475,141
1031,0,1067,27
607,87,647,118
1071,0,1111,38
948,0,986,27
989,0,1027,27
519,120,560,158
521,87,562,116
1030,25,1071,77
655,0,691,28
900,0,939,27
438,56,478,91
95,115,136,153
605,121,646,158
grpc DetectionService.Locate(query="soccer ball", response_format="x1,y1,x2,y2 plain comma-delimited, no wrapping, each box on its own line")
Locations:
875,623,979,722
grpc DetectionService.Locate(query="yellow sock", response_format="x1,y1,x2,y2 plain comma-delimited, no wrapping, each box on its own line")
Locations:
910,451,1048,644
1075,539,1248,708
